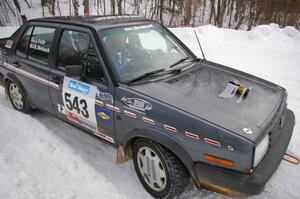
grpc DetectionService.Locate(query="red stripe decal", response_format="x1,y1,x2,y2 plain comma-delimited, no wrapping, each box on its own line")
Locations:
164,124,177,133
124,110,137,118
204,138,220,146
106,104,120,112
143,117,155,125
95,100,104,106
2,62,59,89
185,131,199,140
106,104,114,111
93,131,115,144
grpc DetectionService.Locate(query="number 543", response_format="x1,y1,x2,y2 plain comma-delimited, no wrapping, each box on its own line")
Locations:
64,92,89,118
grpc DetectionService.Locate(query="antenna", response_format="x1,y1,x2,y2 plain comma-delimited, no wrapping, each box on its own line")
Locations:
193,30,206,60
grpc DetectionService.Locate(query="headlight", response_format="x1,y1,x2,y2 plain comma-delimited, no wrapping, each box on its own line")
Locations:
253,134,269,167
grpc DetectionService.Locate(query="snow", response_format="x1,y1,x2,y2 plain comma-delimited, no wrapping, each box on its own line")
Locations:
0,24,300,198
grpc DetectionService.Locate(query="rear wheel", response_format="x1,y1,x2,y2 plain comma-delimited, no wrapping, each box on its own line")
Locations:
132,139,190,199
7,81,31,113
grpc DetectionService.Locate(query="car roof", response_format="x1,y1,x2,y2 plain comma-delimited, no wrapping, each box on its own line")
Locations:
29,15,155,31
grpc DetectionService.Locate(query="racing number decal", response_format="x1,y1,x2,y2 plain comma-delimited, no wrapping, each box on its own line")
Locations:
62,77,98,127
64,93,89,118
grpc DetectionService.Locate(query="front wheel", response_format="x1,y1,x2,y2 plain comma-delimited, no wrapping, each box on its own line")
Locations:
132,139,190,199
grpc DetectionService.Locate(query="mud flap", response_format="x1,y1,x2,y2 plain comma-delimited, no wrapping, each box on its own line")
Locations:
116,145,131,164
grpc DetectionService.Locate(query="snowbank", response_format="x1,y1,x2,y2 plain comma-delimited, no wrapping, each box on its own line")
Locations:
0,27,18,38
0,24,299,198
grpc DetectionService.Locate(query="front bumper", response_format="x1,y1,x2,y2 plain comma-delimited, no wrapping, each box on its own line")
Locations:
194,109,295,196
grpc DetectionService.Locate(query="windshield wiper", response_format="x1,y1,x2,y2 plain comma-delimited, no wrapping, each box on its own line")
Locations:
169,57,199,68
169,57,189,68
127,68,166,84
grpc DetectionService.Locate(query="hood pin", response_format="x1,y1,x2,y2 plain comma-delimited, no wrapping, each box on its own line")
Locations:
243,128,253,134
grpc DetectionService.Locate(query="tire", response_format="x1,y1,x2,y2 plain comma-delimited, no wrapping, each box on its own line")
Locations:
132,139,190,199
7,80,31,113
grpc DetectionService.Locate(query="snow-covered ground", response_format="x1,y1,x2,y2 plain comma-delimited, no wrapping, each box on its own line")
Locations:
0,24,299,199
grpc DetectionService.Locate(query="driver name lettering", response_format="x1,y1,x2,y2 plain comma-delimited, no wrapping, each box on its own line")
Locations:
29,43,50,53
31,37,46,45
29,37,49,53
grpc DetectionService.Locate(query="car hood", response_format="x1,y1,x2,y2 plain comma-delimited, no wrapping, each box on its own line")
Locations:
130,60,286,142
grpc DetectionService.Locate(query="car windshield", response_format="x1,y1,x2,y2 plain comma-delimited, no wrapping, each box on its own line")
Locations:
99,23,192,82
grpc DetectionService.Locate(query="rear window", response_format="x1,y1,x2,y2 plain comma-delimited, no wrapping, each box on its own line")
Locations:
28,27,56,64
16,26,56,65
16,26,33,57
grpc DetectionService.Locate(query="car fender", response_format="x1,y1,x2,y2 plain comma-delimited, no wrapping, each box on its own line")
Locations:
4,72,32,105
122,128,197,179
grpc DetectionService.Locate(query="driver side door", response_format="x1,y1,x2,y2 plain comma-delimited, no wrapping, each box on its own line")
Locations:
48,26,116,144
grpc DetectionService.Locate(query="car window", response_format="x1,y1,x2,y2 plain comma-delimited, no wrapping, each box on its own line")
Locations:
138,30,167,52
16,26,34,58
57,30,106,83
100,23,191,82
27,27,56,65
85,43,106,83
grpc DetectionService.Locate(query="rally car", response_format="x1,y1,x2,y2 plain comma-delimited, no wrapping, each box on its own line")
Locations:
0,15,295,198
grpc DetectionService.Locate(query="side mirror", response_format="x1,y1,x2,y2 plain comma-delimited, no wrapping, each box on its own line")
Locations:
65,65,83,78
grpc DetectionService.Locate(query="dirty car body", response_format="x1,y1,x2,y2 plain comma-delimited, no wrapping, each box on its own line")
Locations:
0,15,295,198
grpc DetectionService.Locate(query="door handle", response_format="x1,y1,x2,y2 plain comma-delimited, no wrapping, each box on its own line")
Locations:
50,76,63,84
12,61,21,68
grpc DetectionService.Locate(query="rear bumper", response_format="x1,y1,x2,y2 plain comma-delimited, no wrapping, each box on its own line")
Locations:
193,109,295,196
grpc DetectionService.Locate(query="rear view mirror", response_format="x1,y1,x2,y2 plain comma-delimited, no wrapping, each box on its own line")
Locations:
65,65,83,78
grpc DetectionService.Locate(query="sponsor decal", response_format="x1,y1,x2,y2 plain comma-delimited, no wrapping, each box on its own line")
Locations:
124,24,154,31
93,15,138,21
5,40,13,49
63,77,98,126
121,97,152,112
57,104,66,115
67,111,97,131
185,131,199,140
67,112,82,124
96,108,112,123
204,138,221,147
96,89,113,103
68,80,90,95
164,124,177,133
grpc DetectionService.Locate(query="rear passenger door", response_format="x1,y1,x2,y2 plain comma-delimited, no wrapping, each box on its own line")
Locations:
48,26,116,144
10,23,59,112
